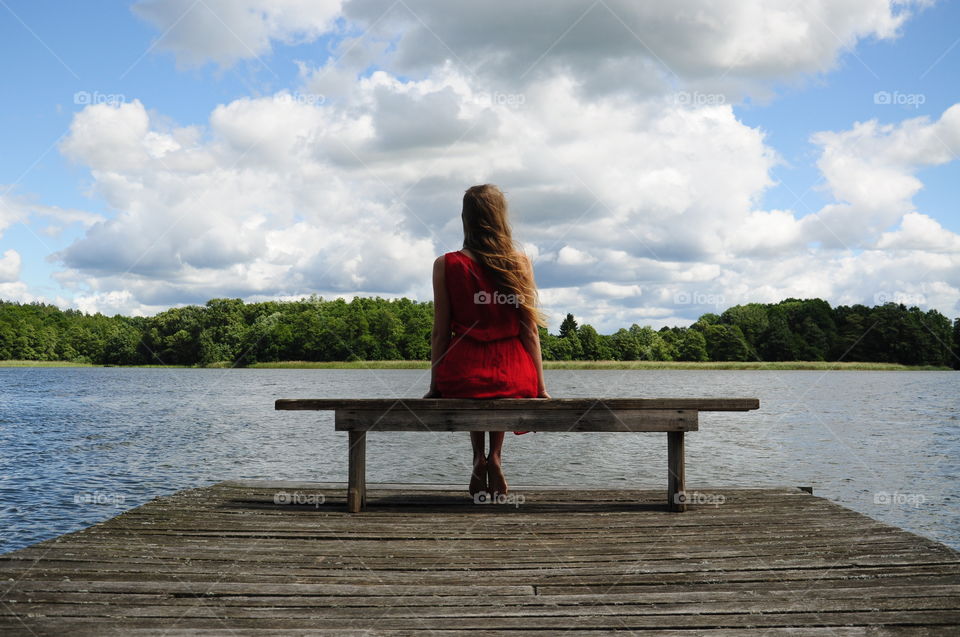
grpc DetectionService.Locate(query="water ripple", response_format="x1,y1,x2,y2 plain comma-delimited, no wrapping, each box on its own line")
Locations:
0,368,957,552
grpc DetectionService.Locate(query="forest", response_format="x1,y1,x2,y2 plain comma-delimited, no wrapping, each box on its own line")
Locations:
0,296,957,368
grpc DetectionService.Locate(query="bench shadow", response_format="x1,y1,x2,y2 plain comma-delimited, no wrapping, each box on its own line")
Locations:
224,490,667,514
366,492,665,513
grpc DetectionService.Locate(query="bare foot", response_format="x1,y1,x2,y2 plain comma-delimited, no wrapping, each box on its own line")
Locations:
486,458,508,496
469,457,488,496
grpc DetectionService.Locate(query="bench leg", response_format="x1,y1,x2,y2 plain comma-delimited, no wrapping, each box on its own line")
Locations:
668,431,686,512
348,430,366,513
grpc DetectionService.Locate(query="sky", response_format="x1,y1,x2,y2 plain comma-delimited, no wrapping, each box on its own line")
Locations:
0,0,958,332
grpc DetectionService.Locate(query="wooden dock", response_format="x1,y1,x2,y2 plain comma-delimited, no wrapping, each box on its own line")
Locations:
2,481,958,635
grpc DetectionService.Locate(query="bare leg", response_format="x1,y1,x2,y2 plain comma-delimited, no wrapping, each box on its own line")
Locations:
471,431,486,463
469,432,487,495
486,432,508,495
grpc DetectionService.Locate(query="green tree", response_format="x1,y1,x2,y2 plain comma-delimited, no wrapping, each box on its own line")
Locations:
557,313,576,338
676,328,708,362
631,325,672,360
953,318,960,370
0,295,954,367
703,324,749,361
609,328,639,360
761,307,799,361
578,324,612,360
720,303,769,357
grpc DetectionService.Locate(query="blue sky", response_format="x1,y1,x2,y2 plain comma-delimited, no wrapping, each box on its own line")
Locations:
734,0,960,231
1,1,302,297
1,1,958,328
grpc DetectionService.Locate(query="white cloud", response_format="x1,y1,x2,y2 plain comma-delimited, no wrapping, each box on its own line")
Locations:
0,245,34,304
54,95,441,310
0,282,36,303
799,104,960,248
556,246,598,266
131,0,926,99
0,191,103,242
131,0,343,68
51,78,960,327
877,212,960,252
23,1,957,327
73,290,146,317
0,196,24,237
0,249,21,282
339,0,923,100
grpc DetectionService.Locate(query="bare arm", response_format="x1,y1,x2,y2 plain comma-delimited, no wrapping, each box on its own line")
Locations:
518,255,550,398
425,255,451,398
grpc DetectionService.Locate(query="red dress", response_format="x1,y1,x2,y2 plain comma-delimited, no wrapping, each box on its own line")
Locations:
434,251,538,433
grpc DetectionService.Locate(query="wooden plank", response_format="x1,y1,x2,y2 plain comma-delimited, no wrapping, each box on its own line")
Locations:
217,481,810,493
20,535,948,557
668,431,686,512
2,621,951,636
56,628,948,637
5,618,928,637
335,408,698,432
8,574,959,596
347,430,365,513
277,397,760,411
1,482,956,635
7,585,960,608
7,581,958,599
3,610,959,630
6,596,960,618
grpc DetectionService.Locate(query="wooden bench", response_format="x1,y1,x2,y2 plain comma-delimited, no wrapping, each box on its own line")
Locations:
274,398,760,513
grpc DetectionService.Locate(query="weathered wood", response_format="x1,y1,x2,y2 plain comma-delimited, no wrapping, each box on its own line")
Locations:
277,397,760,411
7,596,960,618
5,623,931,637
288,397,752,511
667,431,686,512
1,482,957,635
8,584,960,607
334,408,698,431
347,430,365,513
5,620,957,636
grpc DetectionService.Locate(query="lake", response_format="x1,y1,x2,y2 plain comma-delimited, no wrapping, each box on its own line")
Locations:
1,367,957,553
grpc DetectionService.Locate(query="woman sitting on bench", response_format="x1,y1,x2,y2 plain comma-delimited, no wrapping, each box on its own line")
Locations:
424,184,550,498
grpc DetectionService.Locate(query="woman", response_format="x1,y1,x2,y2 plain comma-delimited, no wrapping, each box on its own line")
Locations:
424,184,550,498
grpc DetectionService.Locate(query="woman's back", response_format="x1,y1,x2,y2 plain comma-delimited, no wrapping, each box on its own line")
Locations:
444,250,522,343
434,249,537,399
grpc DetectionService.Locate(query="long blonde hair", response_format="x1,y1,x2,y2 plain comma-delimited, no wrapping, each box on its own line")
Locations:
461,184,547,327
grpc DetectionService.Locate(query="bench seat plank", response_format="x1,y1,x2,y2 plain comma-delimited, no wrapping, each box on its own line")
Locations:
277,398,759,412
275,397,759,514
335,408,697,432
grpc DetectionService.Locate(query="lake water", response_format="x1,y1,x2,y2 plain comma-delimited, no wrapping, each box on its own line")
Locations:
1,368,957,553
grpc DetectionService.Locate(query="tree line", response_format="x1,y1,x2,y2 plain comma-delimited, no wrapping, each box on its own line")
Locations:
0,296,957,368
